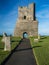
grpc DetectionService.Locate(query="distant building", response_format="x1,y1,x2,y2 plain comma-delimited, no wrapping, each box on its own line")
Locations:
14,3,38,37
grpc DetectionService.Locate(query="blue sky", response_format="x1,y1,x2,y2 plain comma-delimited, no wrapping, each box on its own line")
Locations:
0,0,49,35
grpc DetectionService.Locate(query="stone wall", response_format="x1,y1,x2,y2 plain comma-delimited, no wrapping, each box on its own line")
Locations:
14,3,38,37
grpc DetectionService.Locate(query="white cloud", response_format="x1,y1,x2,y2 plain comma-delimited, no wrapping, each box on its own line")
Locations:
7,10,17,17
7,28,13,31
36,9,49,18
2,8,17,27
39,20,49,35
6,5,17,17
36,5,49,18
36,5,49,35
3,22,11,26
3,22,14,28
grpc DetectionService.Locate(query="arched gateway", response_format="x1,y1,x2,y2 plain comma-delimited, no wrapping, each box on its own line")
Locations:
14,3,38,37
23,32,28,38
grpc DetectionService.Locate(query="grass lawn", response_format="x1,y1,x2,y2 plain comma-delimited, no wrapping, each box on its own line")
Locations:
30,36,49,65
0,36,21,64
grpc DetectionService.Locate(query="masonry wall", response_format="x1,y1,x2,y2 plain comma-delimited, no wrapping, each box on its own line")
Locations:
14,3,38,37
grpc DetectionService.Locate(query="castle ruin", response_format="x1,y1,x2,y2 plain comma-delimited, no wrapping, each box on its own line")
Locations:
14,3,38,37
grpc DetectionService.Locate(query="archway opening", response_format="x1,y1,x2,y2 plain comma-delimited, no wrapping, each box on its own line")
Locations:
23,32,28,38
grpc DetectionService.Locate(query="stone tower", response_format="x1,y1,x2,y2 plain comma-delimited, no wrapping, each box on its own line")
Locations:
14,3,38,37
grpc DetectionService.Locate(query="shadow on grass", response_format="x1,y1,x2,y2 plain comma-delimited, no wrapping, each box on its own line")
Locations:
1,38,42,65
14,45,42,52
33,46,42,48
1,39,23,65
39,40,43,42
11,40,20,42
41,36,47,39
0,48,4,50
15,47,32,52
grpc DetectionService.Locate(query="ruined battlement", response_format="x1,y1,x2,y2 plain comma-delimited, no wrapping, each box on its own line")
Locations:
18,3,35,21
14,3,38,37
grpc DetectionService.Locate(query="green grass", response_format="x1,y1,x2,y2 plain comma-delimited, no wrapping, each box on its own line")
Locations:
30,36,49,65
1,36,49,65
0,36,21,64
11,37,21,50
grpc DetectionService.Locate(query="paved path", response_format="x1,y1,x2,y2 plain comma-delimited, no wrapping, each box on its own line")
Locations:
2,38,37,65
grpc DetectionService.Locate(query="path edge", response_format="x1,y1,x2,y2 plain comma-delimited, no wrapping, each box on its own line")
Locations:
30,38,39,65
